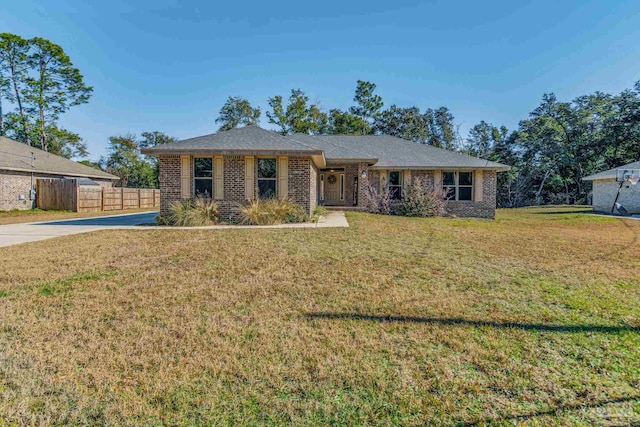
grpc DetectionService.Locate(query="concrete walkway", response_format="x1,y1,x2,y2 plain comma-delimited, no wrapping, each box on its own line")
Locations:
0,211,348,249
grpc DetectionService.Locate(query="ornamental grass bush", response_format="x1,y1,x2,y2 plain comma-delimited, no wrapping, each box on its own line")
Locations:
162,197,219,226
238,198,309,225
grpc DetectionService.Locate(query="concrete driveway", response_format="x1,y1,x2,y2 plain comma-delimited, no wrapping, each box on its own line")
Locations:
0,211,158,248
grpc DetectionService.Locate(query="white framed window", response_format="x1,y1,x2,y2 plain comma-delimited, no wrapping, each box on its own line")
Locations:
340,174,345,201
320,173,325,201
257,158,277,199
443,171,473,201
388,170,402,200
193,157,213,198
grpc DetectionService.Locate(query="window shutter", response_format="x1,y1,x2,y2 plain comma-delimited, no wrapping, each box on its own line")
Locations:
214,156,224,200
403,170,411,189
278,156,288,199
434,170,442,188
180,155,190,199
379,170,387,194
245,156,255,200
474,170,483,201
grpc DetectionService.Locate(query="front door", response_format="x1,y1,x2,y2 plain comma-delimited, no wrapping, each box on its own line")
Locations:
323,172,344,205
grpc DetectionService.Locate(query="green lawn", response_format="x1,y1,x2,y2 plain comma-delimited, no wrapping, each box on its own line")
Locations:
0,207,638,426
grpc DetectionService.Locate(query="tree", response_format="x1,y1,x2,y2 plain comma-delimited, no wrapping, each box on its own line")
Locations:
139,131,179,186
101,134,156,188
326,109,365,135
266,89,323,134
0,33,31,143
2,112,87,158
374,105,431,143
428,107,458,150
23,37,92,151
349,80,383,134
215,96,261,131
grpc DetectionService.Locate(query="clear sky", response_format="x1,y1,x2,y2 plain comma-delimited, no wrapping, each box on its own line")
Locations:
1,0,639,161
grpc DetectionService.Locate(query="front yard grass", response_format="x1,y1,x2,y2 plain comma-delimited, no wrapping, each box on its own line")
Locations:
0,206,638,425
0,207,158,225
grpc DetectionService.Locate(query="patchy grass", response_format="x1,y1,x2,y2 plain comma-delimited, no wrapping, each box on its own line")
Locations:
0,206,638,426
0,207,158,225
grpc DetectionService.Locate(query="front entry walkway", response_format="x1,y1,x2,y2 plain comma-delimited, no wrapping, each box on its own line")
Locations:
0,211,349,249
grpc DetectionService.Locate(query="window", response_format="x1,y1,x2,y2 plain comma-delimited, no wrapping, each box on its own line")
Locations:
319,174,325,201
388,170,402,200
257,158,277,199
340,174,345,200
194,157,213,198
443,171,473,201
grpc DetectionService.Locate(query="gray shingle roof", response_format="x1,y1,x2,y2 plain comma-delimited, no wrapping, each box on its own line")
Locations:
142,125,510,170
141,126,323,155
0,136,117,180
294,133,509,170
582,160,640,181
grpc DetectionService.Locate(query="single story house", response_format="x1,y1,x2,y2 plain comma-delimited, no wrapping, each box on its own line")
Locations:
142,126,510,220
583,160,640,214
0,136,117,210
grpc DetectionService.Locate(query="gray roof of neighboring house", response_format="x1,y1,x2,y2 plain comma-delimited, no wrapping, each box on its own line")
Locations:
141,126,323,155
582,160,640,181
0,136,117,180
293,133,509,170
142,125,510,171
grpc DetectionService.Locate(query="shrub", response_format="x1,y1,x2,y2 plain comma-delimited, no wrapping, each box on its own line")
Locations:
399,177,447,217
363,183,393,215
163,197,219,226
238,198,308,225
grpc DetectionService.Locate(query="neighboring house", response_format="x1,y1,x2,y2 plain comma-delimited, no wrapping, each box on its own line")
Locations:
0,136,118,210
583,160,640,214
142,126,510,220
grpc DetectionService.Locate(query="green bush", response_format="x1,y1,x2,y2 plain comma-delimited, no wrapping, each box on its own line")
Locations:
238,198,308,225
162,197,219,226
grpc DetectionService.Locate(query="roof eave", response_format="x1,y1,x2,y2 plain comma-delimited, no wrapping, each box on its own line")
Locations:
142,148,324,157
369,165,511,171
0,165,118,180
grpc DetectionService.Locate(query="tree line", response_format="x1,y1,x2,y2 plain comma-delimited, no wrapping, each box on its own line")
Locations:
3,33,639,204
215,80,640,207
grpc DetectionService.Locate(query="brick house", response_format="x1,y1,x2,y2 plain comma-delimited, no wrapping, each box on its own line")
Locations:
583,160,640,214
142,126,510,220
0,136,117,210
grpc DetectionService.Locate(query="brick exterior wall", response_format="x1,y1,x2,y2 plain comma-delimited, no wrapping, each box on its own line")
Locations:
159,155,182,214
592,178,640,214
446,171,497,219
220,155,245,221
0,170,37,210
309,161,318,214
0,170,113,211
159,155,317,222
362,169,497,218
287,156,313,213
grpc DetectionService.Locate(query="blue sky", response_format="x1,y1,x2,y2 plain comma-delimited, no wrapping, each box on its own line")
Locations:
1,0,639,161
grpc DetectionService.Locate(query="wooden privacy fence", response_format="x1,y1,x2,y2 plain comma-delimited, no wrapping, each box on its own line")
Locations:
36,179,160,212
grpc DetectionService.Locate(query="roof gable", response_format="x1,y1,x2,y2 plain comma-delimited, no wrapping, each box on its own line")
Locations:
0,137,117,180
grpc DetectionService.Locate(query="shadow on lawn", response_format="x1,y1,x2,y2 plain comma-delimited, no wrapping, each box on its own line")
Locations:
305,312,639,333
532,209,592,215
460,395,640,426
